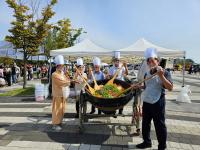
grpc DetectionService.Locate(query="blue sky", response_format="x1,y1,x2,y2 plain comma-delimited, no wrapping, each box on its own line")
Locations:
1,0,200,63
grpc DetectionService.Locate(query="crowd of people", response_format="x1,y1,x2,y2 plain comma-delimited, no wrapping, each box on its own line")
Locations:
0,63,20,86
188,64,200,75
0,63,49,87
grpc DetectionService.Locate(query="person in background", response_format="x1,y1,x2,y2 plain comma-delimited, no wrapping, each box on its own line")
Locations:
37,66,41,79
5,65,12,86
41,64,48,78
103,67,110,79
108,51,128,116
74,58,87,118
88,57,104,115
11,63,17,84
0,64,6,86
48,63,56,98
28,64,34,80
0,64,4,78
27,65,30,80
52,55,71,131
136,48,173,150
188,64,193,74
15,64,20,82
30,65,33,80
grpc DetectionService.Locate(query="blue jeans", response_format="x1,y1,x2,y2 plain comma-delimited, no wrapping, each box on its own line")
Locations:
12,74,17,84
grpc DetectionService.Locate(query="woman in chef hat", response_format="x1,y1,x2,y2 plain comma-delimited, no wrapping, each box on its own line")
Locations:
52,55,71,131
108,51,128,116
74,58,87,118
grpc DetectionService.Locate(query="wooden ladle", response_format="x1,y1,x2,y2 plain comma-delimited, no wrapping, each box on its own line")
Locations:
89,67,101,90
116,72,158,97
105,67,123,86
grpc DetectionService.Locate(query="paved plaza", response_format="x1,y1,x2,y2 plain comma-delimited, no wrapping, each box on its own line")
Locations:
0,73,200,150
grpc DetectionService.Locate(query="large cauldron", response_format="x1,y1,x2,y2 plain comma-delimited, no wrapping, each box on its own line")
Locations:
84,79,135,112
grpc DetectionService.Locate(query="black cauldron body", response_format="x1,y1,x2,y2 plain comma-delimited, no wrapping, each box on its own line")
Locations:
84,79,135,113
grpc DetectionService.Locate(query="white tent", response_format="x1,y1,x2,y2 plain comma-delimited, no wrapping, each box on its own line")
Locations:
119,38,185,58
119,38,186,86
50,39,113,57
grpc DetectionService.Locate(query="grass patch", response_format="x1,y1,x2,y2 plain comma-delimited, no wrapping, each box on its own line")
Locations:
0,87,35,96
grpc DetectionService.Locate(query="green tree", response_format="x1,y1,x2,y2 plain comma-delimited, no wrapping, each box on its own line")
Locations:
0,57,14,65
43,18,85,58
5,0,57,88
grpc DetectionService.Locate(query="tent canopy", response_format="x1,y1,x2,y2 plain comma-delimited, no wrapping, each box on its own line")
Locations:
1,38,185,60
50,38,185,58
119,38,185,58
50,39,113,57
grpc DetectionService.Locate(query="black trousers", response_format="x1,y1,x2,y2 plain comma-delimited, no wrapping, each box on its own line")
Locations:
76,101,79,114
142,95,167,149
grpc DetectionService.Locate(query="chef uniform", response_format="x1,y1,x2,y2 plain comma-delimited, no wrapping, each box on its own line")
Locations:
89,57,104,114
136,48,173,150
109,51,128,115
74,58,87,118
52,55,70,131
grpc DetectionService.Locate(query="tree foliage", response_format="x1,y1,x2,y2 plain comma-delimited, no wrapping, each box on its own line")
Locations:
5,0,57,88
43,18,85,58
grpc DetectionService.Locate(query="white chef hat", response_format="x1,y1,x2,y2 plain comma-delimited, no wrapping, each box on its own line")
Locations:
93,57,101,66
114,51,120,59
54,55,65,65
77,58,83,66
144,47,158,59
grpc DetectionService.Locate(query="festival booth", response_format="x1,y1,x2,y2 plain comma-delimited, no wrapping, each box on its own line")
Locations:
50,38,186,132
50,39,113,57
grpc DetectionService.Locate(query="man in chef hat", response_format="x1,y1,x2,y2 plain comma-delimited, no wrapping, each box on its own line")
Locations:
108,51,128,116
74,58,87,118
52,55,71,131
109,51,128,80
88,57,104,114
136,48,173,150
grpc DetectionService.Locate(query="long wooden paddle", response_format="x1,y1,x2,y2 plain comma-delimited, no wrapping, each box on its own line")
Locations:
89,68,101,90
116,73,158,97
106,67,123,86
74,66,95,95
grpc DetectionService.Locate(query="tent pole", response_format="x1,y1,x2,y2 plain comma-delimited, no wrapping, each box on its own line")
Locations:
48,57,52,84
182,52,186,87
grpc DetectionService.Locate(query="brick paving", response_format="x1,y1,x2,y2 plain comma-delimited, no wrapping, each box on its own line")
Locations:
0,74,199,150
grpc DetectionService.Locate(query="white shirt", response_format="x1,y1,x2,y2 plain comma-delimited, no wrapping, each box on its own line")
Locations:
109,65,126,81
74,73,87,95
